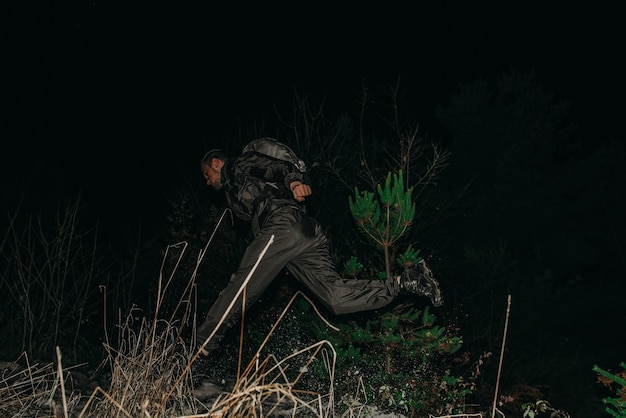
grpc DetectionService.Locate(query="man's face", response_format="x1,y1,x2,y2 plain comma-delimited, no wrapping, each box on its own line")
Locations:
202,159,223,190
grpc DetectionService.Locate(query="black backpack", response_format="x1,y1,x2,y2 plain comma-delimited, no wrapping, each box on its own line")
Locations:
242,138,311,225
242,137,308,176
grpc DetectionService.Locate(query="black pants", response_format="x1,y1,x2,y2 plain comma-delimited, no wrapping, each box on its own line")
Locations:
197,205,400,346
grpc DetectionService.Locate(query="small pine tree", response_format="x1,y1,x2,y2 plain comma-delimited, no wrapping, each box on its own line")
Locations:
348,169,416,278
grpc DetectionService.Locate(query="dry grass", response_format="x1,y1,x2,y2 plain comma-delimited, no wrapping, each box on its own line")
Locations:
0,351,84,417
78,289,337,417
184,287,338,418
188,340,335,418
0,235,343,417
0,226,517,418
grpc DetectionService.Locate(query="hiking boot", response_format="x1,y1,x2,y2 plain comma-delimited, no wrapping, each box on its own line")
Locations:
399,259,444,307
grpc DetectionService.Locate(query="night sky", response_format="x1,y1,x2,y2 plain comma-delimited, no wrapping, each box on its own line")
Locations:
3,3,623,231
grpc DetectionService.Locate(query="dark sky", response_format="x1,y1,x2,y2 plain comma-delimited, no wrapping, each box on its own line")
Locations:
2,2,623,237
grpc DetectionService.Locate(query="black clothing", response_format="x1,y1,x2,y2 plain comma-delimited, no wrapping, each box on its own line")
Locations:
197,146,401,350
221,148,302,230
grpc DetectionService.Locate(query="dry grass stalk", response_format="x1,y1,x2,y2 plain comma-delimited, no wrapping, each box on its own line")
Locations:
337,376,369,418
56,346,69,418
487,294,511,418
77,238,339,417
180,290,339,418
195,346,333,418
0,353,54,415
0,351,82,417
74,240,200,417
2,198,106,360
3,229,357,417
76,309,197,417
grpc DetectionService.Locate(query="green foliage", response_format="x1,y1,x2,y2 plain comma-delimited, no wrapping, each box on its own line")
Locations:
594,362,626,417
521,400,571,418
331,165,471,415
349,170,415,248
397,244,422,269
349,169,416,277
342,256,364,277
307,304,469,416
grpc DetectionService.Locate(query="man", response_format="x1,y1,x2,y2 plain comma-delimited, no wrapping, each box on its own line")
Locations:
197,138,442,355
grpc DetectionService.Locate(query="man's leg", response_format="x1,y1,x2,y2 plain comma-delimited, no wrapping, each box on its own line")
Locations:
196,209,309,353
286,215,401,315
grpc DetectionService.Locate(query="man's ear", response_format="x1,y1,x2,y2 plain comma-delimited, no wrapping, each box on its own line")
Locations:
211,158,221,169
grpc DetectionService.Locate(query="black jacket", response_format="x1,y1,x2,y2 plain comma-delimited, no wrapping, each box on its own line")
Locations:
221,150,306,229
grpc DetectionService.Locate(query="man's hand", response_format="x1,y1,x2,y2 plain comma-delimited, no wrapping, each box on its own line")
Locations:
290,181,312,202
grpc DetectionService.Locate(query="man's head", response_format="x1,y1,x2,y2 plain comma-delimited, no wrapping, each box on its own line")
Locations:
200,149,228,190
